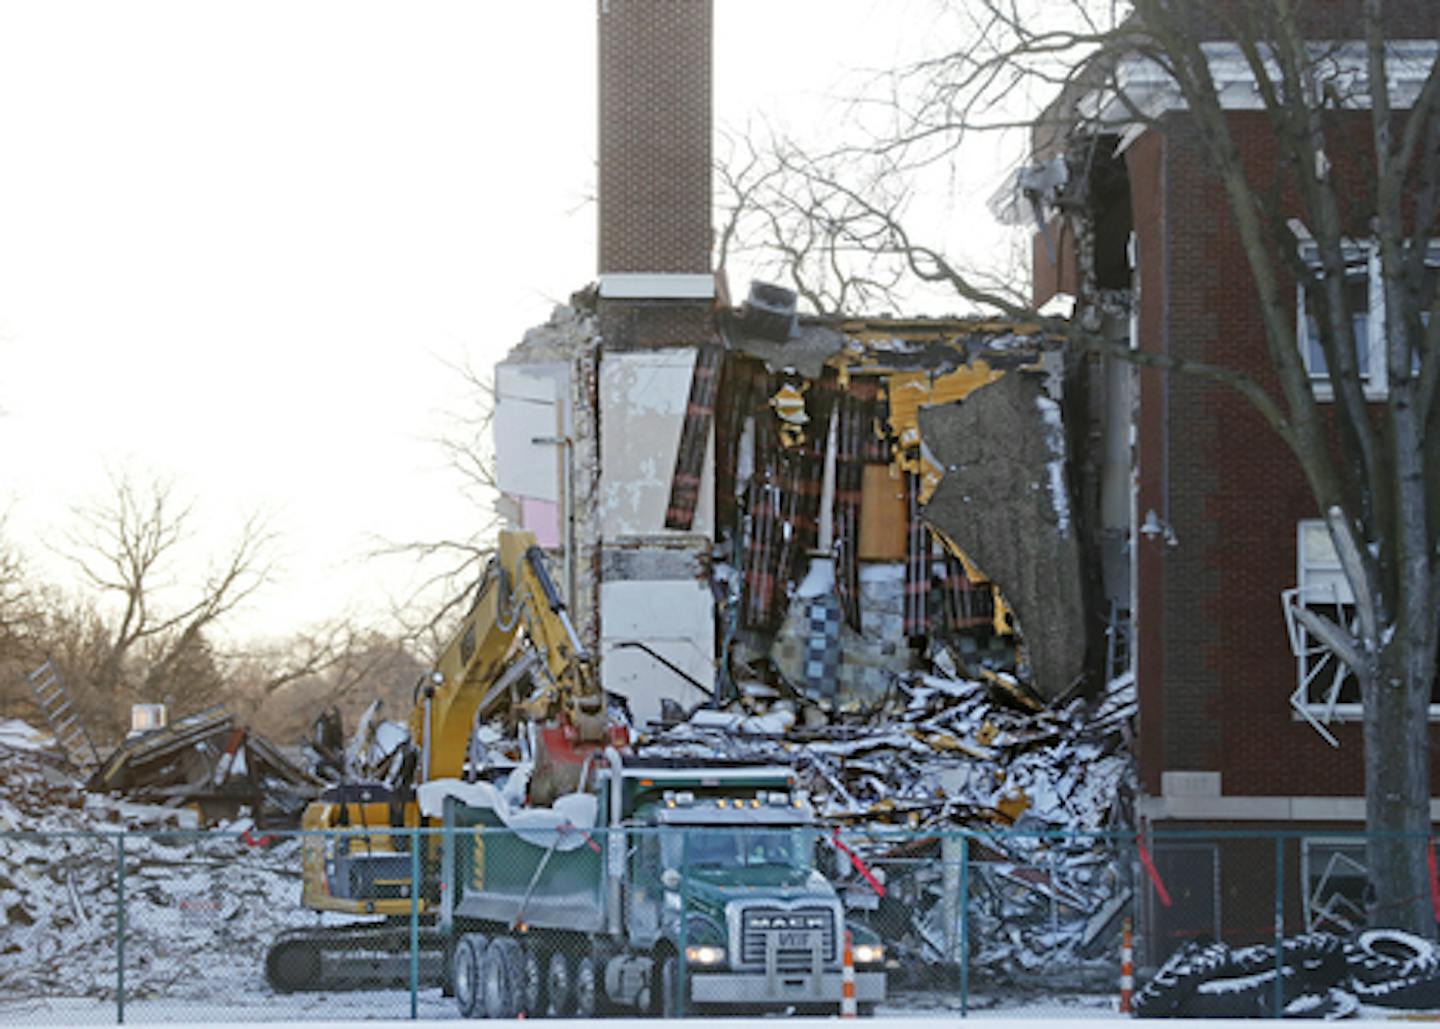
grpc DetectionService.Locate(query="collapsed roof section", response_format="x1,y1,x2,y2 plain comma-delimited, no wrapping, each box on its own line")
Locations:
86,705,323,827
493,287,1089,723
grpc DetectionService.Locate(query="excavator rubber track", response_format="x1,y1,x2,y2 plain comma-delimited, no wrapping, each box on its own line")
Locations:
265,923,448,993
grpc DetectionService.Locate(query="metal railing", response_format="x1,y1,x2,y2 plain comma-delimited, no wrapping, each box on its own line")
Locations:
0,825,1431,1022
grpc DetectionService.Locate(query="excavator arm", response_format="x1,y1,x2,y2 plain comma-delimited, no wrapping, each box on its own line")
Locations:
410,528,609,784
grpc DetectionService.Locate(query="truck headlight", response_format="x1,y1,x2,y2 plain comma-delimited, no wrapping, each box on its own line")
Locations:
684,944,727,966
853,943,884,965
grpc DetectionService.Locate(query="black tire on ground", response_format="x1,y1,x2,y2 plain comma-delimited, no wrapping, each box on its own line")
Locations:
1357,929,1440,969
547,948,574,1017
572,950,599,1018
1132,941,1233,1017
1348,927,1440,1008
265,938,321,993
482,937,523,1019
452,933,488,1019
1183,968,1281,1018
1284,986,1360,1019
1351,968,1440,1009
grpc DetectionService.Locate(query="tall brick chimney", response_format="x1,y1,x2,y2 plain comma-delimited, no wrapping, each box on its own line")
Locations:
596,0,714,346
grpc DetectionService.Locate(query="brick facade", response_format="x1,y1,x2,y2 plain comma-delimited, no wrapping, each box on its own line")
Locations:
1127,109,1440,801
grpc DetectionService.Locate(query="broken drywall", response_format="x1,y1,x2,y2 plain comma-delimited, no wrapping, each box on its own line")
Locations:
495,300,603,645
920,372,1087,699
599,348,715,537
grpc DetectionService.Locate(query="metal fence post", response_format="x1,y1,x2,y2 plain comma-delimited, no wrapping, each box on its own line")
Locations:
410,827,421,1020
677,829,689,1018
959,830,969,1019
116,832,126,1026
1273,834,1285,1019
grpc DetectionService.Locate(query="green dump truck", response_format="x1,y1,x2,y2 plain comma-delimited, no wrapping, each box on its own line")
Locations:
425,750,886,1017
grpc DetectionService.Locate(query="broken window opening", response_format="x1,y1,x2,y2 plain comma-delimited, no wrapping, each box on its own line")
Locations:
1301,837,1368,935
1283,520,1440,741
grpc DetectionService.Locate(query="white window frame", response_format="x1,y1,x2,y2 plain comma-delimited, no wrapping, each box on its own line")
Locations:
1284,519,1440,736
1297,241,1440,402
1296,243,1385,401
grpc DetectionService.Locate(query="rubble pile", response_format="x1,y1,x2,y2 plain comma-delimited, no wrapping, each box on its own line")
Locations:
88,706,323,828
634,668,1138,984
0,722,320,1002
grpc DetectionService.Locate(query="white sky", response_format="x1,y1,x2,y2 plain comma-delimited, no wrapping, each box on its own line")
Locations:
0,1,1007,643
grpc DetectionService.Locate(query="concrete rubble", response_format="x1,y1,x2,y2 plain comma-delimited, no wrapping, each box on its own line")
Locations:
630,666,1138,985
0,720,330,1003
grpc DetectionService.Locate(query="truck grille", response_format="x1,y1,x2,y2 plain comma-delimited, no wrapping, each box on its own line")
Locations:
739,907,836,967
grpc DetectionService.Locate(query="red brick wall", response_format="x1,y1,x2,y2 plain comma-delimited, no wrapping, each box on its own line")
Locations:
1130,109,1440,798
1169,0,1440,41
597,0,712,275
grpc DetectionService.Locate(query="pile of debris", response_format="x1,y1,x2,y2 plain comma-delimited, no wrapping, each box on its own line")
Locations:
630,666,1138,985
0,724,324,1003
86,706,323,828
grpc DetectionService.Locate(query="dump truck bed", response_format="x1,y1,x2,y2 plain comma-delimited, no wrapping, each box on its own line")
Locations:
440,793,610,933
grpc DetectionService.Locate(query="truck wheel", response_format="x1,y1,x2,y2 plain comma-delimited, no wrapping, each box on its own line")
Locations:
453,933,488,1019
546,949,573,1016
520,940,544,1015
659,955,681,1018
573,952,599,1018
482,937,523,1019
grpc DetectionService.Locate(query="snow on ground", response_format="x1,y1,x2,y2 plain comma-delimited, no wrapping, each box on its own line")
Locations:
0,718,52,751
0,1006,1387,1027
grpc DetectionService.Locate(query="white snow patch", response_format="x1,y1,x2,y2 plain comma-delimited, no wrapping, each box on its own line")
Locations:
0,719,51,751
1034,395,1071,537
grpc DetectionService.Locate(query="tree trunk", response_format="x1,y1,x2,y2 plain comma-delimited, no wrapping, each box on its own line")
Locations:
1362,645,1433,934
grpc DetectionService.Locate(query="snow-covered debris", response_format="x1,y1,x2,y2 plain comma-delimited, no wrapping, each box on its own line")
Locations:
0,719,53,753
0,736,335,1004
87,705,323,828
635,668,1137,984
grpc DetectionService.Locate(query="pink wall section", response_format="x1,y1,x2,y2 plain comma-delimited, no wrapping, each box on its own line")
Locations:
521,497,560,548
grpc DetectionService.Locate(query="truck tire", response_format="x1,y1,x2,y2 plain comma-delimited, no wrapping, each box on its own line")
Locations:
453,933,488,1019
519,939,545,1015
572,951,599,1018
482,937,523,1019
659,955,681,1018
546,949,574,1016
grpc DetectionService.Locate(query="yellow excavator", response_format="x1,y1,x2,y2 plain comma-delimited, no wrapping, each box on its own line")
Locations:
266,529,622,992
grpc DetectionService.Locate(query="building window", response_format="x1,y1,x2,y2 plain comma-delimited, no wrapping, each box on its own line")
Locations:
1284,520,1440,737
1298,242,1439,401
1297,245,1383,400
1284,520,1360,731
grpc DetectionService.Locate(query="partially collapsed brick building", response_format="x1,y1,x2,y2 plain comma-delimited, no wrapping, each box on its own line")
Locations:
1017,1,1440,953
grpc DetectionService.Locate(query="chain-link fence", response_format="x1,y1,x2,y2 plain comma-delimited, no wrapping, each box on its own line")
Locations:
1,825,1434,1022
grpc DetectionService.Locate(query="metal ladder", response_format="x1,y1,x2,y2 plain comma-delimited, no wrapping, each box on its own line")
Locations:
25,659,100,769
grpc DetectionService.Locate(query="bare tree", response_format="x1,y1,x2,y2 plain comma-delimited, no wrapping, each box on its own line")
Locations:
372,355,500,650
230,627,425,743
743,0,1440,930
53,471,275,733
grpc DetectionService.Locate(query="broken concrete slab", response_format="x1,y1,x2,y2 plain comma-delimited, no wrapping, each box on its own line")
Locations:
920,371,1087,700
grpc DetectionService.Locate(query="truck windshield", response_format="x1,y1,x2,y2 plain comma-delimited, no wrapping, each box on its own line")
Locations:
662,828,808,869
